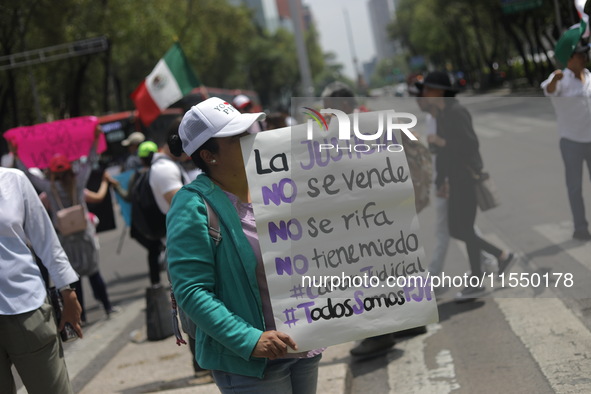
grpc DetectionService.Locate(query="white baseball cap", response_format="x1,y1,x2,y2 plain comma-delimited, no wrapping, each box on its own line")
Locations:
179,97,265,156
121,131,145,146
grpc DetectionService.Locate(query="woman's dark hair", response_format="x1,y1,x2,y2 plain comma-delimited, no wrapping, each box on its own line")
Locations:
166,115,185,158
167,124,220,175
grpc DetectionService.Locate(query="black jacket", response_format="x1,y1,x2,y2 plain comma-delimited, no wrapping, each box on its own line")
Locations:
434,99,483,189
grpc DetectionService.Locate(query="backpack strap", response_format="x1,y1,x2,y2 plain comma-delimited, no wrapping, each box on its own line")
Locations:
203,198,221,246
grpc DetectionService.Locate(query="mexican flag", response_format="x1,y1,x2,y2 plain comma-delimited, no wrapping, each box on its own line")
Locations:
131,43,200,126
575,0,590,38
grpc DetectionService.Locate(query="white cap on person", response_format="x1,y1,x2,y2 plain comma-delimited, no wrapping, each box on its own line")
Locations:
179,97,266,156
121,131,145,146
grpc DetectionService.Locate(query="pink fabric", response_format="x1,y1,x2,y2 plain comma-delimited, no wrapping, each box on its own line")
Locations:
4,117,106,169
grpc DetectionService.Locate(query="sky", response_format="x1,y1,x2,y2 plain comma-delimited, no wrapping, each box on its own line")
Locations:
305,0,377,80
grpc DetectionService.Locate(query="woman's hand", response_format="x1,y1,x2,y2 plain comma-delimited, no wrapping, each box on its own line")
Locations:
103,172,119,187
251,330,298,360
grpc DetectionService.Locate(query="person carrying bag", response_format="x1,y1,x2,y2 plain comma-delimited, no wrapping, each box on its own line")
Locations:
52,179,88,236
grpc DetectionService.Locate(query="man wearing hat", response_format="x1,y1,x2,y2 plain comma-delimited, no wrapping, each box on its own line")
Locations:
121,131,146,171
414,73,497,281
418,71,514,302
541,22,591,241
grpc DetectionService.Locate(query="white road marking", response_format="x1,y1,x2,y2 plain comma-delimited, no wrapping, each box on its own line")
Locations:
534,221,591,271
388,323,460,393
486,233,591,394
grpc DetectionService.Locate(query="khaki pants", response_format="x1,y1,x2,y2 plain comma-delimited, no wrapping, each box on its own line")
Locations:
0,302,73,394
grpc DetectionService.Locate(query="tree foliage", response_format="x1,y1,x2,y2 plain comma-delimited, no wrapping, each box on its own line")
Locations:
390,0,580,89
0,0,332,137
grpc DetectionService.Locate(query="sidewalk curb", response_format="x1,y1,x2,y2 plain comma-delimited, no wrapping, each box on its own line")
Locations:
70,297,146,392
52,293,355,394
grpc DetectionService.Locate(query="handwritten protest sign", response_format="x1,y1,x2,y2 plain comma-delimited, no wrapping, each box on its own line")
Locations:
4,117,107,169
242,110,438,352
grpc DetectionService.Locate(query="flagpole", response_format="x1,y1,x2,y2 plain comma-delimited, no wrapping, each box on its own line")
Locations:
554,0,562,32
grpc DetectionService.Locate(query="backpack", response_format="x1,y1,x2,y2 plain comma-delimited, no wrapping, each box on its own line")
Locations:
170,197,221,345
401,132,432,214
130,158,167,241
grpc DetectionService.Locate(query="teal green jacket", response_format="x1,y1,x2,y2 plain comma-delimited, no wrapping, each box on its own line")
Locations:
166,175,267,378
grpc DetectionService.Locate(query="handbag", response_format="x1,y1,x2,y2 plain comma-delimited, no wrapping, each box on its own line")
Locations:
473,171,500,211
52,182,87,236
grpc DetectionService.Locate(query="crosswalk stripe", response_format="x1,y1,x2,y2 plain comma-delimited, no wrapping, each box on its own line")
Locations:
495,298,591,394
387,226,591,393
387,323,461,393
473,113,556,138
483,233,591,394
533,221,591,271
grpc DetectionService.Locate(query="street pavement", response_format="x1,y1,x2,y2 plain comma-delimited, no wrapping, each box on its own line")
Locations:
13,91,591,393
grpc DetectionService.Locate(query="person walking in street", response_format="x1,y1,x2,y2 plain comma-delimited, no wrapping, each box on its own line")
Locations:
11,126,117,322
414,84,497,279
0,166,83,394
541,29,591,241
166,97,322,393
418,71,514,302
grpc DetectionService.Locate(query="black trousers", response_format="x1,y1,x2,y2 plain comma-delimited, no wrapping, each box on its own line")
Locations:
448,177,503,278
131,226,164,285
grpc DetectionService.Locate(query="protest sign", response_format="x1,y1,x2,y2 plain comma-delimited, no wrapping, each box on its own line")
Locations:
241,110,439,352
112,170,134,227
4,116,107,169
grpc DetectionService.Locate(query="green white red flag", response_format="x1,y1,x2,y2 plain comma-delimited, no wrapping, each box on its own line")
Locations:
131,43,200,126
575,0,590,38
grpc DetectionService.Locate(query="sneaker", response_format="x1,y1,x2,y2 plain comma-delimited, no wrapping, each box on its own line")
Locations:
350,334,395,358
454,285,487,303
573,229,591,241
497,253,515,275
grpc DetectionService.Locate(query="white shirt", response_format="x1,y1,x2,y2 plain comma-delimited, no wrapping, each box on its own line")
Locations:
541,68,591,143
0,168,79,315
149,153,190,214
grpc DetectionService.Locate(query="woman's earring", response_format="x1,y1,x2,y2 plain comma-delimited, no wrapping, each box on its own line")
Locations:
210,160,216,164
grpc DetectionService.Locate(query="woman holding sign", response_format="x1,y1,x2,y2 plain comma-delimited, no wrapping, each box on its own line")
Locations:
10,126,117,323
166,97,322,393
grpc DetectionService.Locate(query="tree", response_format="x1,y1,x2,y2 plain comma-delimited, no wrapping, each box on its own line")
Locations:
389,0,577,89
0,0,344,139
